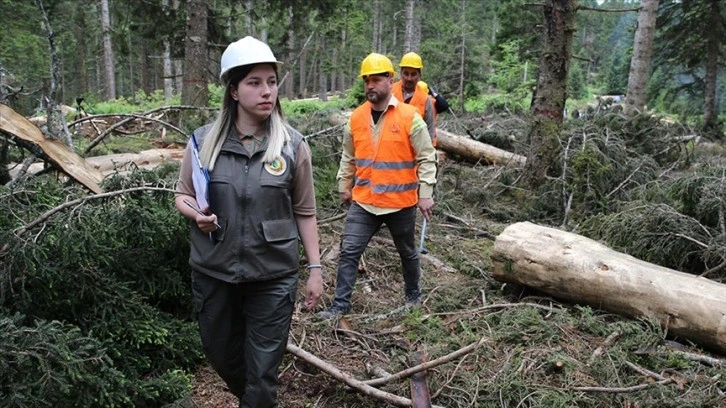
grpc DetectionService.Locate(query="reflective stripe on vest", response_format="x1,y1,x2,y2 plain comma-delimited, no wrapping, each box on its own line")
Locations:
349,101,419,208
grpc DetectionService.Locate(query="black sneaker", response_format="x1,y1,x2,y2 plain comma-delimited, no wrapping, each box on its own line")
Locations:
316,306,349,319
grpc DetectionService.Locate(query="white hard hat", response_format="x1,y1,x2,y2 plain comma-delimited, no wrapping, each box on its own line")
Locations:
219,36,283,82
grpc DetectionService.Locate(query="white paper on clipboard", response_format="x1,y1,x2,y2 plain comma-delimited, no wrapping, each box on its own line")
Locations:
190,134,210,209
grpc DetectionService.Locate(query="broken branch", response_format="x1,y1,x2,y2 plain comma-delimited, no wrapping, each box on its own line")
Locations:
286,343,445,408
363,336,488,387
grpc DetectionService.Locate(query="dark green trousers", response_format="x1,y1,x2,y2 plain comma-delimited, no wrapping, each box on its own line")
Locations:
191,270,297,408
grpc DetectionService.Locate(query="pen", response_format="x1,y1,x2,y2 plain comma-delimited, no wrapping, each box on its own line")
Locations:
183,198,222,230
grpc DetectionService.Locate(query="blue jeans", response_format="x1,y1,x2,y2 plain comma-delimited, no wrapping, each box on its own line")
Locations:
332,202,420,311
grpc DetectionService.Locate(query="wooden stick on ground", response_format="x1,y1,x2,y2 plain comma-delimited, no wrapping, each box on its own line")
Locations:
572,379,672,393
286,343,445,408
363,336,488,387
625,361,667,381
409,350,432,408
588,330,621,365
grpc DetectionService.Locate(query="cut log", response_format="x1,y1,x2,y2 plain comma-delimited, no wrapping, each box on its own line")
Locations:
435,129,526,166
328,112,526,166
491,221,726,354
8,149,185,179
1,103,104,193
85,149,184,174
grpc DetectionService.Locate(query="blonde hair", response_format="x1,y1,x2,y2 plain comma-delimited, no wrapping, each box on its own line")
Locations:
200,63,290,170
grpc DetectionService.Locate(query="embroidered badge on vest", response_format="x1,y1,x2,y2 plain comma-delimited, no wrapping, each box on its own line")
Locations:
264,156,287,176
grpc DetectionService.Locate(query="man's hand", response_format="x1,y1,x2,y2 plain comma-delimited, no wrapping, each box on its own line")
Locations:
339,190,352,205
418,197,434,220
427,84,437,97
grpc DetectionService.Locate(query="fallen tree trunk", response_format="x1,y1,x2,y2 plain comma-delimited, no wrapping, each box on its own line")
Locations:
491,222,726,354
435,129,526,166
85,149,184,174
8,149,185,179
1,103,104,193
328,113,525,166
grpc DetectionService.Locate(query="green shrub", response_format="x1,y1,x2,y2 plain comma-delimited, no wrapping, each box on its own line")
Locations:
464,93,528,115
0,314,133,407
0,168,204,407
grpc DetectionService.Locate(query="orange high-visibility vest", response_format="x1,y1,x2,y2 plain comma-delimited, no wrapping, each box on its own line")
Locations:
392,81,438,146
349,101,419,208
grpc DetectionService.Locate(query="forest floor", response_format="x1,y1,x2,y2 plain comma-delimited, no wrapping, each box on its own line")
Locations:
185,166,725,407
185,115,726,408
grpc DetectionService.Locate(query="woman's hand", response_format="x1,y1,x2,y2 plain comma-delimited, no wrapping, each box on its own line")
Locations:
175,195,220,233
194,208,220,233
304,269,323,311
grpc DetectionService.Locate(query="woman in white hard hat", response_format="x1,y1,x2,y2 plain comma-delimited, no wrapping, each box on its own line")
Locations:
174,36,323,407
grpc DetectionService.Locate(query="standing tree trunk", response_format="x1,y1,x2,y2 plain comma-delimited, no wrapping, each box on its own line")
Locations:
523,0,575,188
162,0,174,101
298,46,307,98
412,0,422,52
100,0,116,100
37,0,73,147
403,0,415,52
330,43,338,95
702,0,721,133
181,0,208,105
318,35,328,102
457,0,467,112
73,1,88,99
373,0,381,51
625,0,659,113
162,41,173,100
284,6,295,99
340,16,348,92
244,0,253,35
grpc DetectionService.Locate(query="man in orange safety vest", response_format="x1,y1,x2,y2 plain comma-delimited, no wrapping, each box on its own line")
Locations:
392,52,450,146
317,53,437,318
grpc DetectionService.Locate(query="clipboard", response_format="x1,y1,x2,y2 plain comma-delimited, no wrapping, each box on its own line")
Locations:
190,133,210,209
190,133,215,242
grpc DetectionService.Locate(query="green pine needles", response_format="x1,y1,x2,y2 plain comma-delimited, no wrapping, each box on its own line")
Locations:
0,167,203,407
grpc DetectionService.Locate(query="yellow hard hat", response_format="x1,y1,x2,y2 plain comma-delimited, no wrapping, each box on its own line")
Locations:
418,80,429,94
359,53,395,78
399,52,423,69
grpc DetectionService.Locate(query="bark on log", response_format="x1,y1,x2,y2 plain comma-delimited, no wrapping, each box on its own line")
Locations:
1,103,104,193
328,113,525,166
491,221,726,354
435,129,526,166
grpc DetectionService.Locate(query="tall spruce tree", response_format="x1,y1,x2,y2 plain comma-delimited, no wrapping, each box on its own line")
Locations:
654,0,725,134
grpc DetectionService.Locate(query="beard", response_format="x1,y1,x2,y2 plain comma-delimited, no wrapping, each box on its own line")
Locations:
366,90,385,104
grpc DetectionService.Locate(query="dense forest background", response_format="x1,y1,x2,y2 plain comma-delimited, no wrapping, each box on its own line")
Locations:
2,1,726,407
1,0,724,129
